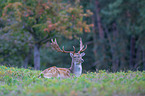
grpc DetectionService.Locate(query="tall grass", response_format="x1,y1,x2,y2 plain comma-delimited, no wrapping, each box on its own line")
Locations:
0,66,145,96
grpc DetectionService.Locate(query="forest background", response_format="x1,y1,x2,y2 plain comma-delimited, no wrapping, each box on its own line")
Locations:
0,0,145,72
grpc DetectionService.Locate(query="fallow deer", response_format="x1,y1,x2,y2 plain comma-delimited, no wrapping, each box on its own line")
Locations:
39,38,87,78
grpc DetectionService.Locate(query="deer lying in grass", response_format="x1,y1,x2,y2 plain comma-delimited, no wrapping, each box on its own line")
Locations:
39,38,87,78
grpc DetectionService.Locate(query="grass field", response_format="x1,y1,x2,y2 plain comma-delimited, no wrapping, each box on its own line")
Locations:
0,66,145,96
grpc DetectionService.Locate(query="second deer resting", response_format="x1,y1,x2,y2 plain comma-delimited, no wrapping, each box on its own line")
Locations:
39,38,87,78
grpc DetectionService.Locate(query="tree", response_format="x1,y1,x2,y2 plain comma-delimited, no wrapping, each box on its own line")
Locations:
80,0,145,71
2,0,93,69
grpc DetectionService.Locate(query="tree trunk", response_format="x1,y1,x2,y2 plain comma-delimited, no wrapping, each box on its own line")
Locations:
143,49,145,70
112,23,119,72
23,48,32,68
105,23,119,72
134,46,141,70
34,43,40,70
129,36,136,70
92,15,97,61
95,0,106,69
90,0,100,69
120,52,126,70
119,34,128,71
95,0,104,39
23,56,29,68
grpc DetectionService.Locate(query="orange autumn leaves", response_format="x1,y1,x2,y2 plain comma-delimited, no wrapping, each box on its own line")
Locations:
43,6,94,35
3,0,93,39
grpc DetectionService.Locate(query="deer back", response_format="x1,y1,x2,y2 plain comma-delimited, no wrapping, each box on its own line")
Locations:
39,66,70,78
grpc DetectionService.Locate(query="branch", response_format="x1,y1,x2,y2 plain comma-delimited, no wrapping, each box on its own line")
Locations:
85,41,93,45
23,23,38,39
36,34,50,44
38,31,56,44
41,38,52,44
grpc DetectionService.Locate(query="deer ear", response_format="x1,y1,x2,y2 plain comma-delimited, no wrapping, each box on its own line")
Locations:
81,52,85,57
70,53,73,57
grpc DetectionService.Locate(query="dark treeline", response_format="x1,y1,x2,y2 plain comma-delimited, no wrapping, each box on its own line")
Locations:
0,0,145,72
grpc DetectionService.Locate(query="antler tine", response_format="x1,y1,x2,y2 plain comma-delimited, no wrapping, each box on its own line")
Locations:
62,46,70,53
51,38,75,54
78,38,87,53
62,46,75,54
51,38,62,52
81,45,87,52
73,46,75,54
80,38,83,49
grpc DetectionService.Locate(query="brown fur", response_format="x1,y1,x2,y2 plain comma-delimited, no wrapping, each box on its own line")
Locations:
40,66,70,78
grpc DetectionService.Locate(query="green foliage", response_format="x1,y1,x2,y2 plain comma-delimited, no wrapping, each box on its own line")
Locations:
0,29,32,66
2,0,93,39
79,0,145,71
0,66,145,96
0,0,93,69
0,0,145,71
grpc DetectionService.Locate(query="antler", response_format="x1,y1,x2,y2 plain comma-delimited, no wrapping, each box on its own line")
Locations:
78,38,87,53
51,38,75,54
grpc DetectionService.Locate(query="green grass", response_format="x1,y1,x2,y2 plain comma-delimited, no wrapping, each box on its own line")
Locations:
0,66,145,96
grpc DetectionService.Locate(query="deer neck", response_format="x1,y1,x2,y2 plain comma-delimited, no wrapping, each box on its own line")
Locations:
69,58,82,77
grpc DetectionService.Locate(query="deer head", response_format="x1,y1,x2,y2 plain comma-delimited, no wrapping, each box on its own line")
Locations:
51,38,87,77
69,38,87,65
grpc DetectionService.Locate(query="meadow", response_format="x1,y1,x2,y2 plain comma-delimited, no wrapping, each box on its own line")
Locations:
0,66,145,96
